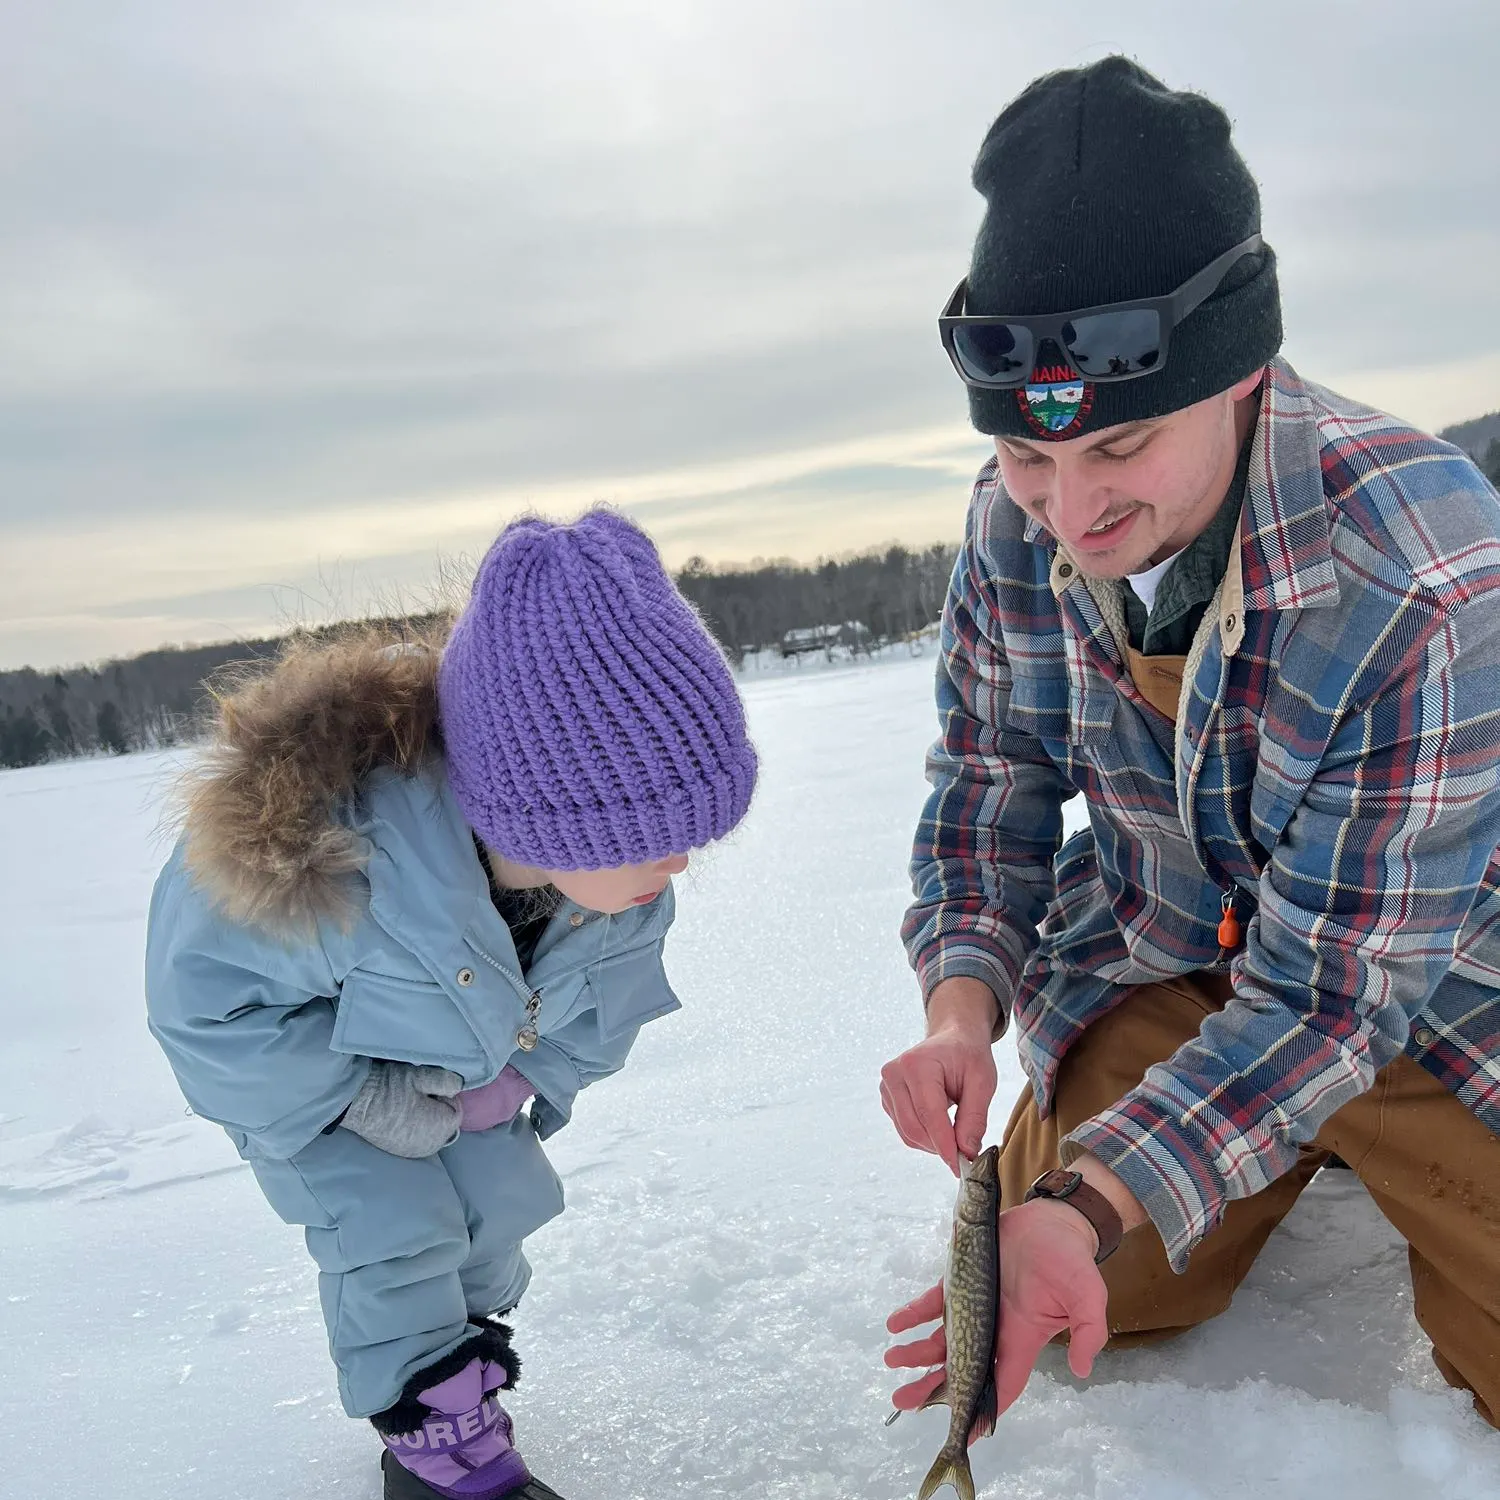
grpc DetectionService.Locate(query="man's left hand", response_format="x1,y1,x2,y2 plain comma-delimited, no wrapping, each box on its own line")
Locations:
884,1195,1111,1421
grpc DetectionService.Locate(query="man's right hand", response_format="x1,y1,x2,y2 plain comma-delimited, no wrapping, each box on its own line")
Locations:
879,977,1000,1175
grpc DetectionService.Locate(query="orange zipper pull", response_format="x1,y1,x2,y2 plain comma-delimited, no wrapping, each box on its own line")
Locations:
1217,890,1242,950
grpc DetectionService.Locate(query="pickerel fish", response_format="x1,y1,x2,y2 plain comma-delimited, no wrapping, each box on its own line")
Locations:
916,1144,1000,1500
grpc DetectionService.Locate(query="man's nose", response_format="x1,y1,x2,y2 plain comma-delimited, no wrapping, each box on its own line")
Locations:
658,853,690,876
1047,464,1102,542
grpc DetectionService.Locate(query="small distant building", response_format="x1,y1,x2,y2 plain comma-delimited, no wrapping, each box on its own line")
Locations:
778,621,872,659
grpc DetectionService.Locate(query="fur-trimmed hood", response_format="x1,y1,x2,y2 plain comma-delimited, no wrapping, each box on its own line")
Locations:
179,628,449,934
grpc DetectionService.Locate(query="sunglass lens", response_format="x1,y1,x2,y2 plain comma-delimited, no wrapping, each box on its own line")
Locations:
1062,310,1163,378
952,322,1035,385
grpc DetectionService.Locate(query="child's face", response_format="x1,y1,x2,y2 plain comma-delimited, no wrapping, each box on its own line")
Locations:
547,852,689,915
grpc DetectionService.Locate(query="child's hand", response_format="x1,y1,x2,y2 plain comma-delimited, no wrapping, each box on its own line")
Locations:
340,1061,464,1158
458,1065,535,1132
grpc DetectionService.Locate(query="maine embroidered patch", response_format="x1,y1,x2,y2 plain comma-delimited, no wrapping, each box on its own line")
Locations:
1017,363,1094,439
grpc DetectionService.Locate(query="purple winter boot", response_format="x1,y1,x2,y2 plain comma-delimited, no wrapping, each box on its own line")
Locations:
373,1325,564,1500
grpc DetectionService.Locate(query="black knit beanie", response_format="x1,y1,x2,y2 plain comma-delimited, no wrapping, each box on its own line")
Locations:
964,56,1282,441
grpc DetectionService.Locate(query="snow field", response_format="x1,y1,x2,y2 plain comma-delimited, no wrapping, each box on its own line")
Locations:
2,651,1497,1498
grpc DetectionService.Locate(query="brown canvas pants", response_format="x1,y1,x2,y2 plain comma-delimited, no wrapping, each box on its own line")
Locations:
999,972,1500,1426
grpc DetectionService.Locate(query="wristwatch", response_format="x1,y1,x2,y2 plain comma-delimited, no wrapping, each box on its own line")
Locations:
1024,1168,1125,1263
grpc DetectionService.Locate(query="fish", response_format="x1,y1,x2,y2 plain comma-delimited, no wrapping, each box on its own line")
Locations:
916,1144,1001,1500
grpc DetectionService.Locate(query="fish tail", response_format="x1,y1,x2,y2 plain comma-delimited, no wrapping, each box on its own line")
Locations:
916,1444,975,1500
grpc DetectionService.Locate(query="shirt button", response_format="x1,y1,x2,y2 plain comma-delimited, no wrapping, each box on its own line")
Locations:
1058,562,1075,580
456,967,475,987
569,912,585,928
1413,1026,1435,1048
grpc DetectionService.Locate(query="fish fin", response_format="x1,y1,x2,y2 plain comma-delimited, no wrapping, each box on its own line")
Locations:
916,1447,976,1500
966,1367,998,1446
917,1376,949,1412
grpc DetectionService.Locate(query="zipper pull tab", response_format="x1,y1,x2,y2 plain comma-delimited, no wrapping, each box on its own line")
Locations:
516,989,542,1052
1217,889,1242,950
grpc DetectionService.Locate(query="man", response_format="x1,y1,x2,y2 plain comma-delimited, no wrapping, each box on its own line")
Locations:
880,55,1500,1429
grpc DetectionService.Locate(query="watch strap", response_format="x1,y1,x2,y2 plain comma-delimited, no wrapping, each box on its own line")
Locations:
1024,1168,1125,1263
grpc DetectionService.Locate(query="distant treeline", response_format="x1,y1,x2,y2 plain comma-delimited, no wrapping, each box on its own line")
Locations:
1445,414,1500,490
1444,411,1500,462
0,638,284,770
1481,439,1500,489
675,542,957,663
0,544,959,768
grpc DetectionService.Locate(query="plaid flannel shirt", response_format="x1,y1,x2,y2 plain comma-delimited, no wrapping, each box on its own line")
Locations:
903,358,1500,1269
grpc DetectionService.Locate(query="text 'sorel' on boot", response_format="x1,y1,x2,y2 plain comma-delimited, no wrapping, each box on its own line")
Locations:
372,1326,566,1500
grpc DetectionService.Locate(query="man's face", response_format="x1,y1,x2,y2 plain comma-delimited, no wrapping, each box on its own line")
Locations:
993,371,1263,578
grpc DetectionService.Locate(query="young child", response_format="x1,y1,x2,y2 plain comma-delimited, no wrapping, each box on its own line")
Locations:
145,510,758,1500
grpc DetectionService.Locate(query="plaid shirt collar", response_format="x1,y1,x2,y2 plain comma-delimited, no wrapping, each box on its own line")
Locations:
1019,358,1342,616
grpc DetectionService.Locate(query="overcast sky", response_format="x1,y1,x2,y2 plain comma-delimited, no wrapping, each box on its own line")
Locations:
2,0,1497,669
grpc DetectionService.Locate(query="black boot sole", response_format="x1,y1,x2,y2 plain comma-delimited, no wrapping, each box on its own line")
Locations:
381,1448,567,1500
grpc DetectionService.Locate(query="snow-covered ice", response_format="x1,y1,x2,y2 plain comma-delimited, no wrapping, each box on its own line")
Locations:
3,651,1498,1499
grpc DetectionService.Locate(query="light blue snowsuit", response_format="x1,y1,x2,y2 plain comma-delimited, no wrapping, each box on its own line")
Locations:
145,763,679,1417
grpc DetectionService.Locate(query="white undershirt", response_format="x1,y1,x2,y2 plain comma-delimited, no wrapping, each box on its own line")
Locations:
1127,547,1186,613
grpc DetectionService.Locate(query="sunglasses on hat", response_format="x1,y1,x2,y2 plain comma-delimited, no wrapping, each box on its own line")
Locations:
939,234,1263,389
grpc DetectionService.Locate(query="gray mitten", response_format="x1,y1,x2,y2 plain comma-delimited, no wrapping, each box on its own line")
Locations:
340,1061,464,1158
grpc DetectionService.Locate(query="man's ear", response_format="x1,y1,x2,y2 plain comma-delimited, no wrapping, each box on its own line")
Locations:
1229,366,1267,402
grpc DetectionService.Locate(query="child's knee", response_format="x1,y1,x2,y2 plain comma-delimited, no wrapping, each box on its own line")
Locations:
444,1118,566,1259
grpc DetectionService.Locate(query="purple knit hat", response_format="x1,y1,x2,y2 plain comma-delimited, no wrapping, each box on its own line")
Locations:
438,509,758,870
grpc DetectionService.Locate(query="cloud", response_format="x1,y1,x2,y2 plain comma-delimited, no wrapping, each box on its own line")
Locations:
0,415,992,667
1,0,1496,667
